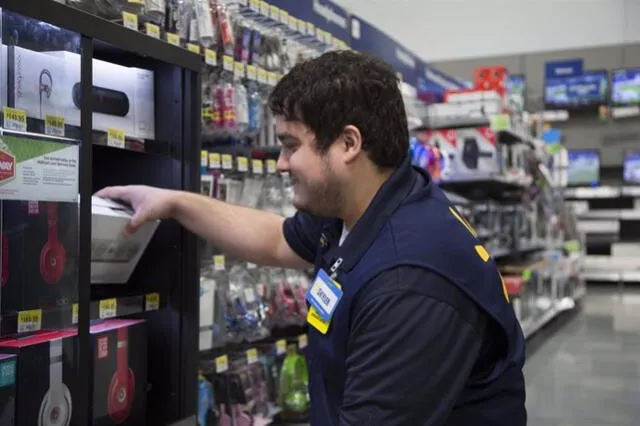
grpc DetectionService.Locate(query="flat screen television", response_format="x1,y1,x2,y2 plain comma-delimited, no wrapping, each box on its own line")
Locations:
611,68,640,106
623,150,640,184
567,150,600,186
545,70,608,108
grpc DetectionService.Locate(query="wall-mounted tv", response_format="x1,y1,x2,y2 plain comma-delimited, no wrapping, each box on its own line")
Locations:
612,68,640,106
545,70,608,108
567,150,600,187
623,150,640,184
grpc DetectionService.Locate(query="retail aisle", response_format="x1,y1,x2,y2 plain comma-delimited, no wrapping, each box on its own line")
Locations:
525,287,640,425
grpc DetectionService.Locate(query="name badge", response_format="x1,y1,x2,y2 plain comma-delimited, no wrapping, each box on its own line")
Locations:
306,269,343,322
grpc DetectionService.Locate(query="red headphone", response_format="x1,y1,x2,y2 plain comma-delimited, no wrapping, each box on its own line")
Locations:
107,327,135,424
40,202,66,284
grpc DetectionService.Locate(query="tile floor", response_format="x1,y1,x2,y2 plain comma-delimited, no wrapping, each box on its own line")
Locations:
525,286,640,425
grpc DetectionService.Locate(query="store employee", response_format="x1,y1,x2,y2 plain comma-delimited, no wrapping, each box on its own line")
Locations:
97,51,527,425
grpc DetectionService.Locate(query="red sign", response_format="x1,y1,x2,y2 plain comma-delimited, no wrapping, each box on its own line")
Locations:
0,150,15,184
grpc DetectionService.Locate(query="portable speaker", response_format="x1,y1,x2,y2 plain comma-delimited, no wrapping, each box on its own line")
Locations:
72,83,130,117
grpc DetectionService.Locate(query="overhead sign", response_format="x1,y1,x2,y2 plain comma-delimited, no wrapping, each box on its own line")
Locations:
545,58,584,79
270,0,350,44
416,61,465,103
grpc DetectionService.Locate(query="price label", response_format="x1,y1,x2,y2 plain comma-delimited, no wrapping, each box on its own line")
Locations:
3,107,26,132
276,339,286,355
246,348,258,364
297,20,306,34
234,61,245,78
267,72,277,86
72,303,78,325
128,0,145,3
44,115,65,137
298,334,308,349
490,114,511,132
269,5,280,20
215,355,229,373
145,23,160,39
251,159,264,174
306,22,315,37
249,0,260,11
247,262,257,269
223,55,234,72
259,1,269,16
107,128,125,148
266,159,277,174
288,15,297,31
204,49,217,66
279,9,289,25
237,156,249,172
213,255,225,271
208,152,221,169
257,68,267,84
221,154,233,170
201,150,208,167
317,29,326,43
246,65,257,81
187,43,200,54
99,298,117,319
17,309,42,333
145,293,160,311
122,11,138,31
166,33,180,46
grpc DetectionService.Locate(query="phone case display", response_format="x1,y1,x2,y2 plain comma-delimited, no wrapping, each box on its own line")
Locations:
0,330,79,426
0,354,16,426
90,319,147,426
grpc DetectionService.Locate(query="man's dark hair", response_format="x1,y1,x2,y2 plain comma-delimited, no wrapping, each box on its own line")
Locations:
268,50,409,169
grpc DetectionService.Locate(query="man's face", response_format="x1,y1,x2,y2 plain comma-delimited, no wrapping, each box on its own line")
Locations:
275,116,343,217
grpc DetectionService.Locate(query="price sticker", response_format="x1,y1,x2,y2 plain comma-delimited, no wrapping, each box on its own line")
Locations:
246,65,257,81
213,255,226,271
259,1,269,16
288,15,297,31
298,334,308,349
267,72,277,86
99,298,117,319
201,150,208,167
208,152,221,169
145,23,160,38
187,43,201,54
223,55,234,72
269,5,280,20
279,9,289,25
215,355,229,373
237,156,249,172
234,62,245,78
145,293,160,311
246,348,258,364
122,11,138,31
166,33,180,46
306,22,315,37
17,309,42,333
251,159,264,174
490,114,511,132
44,115,65,137
107,128,125,148
249,0,260,11
3,107,26,132
204,49,217,66
128,0,145,3
276,339,287,355
257,68,267,84
317,29,326,44
221,154,233,170
247,262,257,269
72,303,78,325
266,159,277,174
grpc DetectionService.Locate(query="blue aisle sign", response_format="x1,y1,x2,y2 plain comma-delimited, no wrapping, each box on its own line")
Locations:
270,0,350,43
416,61,466,102
545,58,584,79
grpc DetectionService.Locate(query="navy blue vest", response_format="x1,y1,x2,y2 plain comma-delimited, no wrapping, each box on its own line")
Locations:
307,161,526,425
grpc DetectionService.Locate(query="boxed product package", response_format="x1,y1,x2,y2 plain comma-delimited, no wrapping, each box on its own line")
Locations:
0,330,79,426
0,354,16,426
90,319,147,426
455,127,500,175
0,199,79,328
91,196,159,284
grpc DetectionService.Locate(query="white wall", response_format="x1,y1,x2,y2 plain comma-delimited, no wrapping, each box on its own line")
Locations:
336,0,640,61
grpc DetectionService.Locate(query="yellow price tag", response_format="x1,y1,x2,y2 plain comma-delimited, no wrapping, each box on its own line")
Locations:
490,114,512,132
269,5,280,20
276,339,287,355
251,159,264,174
166,33,180,46
128,0,145,3
72,303,78,325
145,23,160,38
298,334,308,349
44,115,65,137
237,156,249,172
234,62,245,78
122,11,138,31
145,293,160,311
17,309,42,333
246,348,258,364
267,72,277,86
260,1,269,16
288,15,297,30
257,68,267,84
205,49,217,66
3,107,26,132
246,65,257,81
213,255,225,271
215,355,229,373
107,128,125,148
99,298,117,319
266,159,277,174
201,150,208,167
221,154,233,170
279,9,289,25
208,152,221,169
223,55,234,72
249,0,260,11
187,43,201,54
306,22,315,37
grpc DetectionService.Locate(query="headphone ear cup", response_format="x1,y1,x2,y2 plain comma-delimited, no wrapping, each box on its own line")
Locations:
38,390,50,426
38,387,72,426
127,367,136,406
108,369,135,424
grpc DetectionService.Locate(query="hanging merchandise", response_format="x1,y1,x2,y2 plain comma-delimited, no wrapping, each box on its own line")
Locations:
234,83,249,135
226,263,269,343
278,345,310,421
247,88,263,134
197,373,216,426
194,0,216,47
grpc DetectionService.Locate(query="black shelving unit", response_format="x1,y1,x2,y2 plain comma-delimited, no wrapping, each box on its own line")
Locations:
0,1,202,424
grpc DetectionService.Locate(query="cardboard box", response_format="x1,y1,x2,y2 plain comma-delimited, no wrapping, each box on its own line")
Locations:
456,127,500,175
91,196,159,284
90,319,147,426
0,354,16,426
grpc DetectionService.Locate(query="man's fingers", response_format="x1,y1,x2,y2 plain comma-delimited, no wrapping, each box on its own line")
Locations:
94,186,126,200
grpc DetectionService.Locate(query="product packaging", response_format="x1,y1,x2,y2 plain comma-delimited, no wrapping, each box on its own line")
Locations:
0,354,16,426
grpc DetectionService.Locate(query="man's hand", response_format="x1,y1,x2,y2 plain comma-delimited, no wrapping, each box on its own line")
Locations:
95,185,178,235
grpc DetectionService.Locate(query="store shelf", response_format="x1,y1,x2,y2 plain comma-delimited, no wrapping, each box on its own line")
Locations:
439,173,530,201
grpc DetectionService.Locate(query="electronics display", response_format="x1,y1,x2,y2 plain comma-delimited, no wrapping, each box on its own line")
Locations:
623,150,640,184
544,70,608,108
0,354,16,426
567,150,600,187
611,68,640,106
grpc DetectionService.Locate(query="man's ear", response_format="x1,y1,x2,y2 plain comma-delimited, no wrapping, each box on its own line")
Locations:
342,125,363,163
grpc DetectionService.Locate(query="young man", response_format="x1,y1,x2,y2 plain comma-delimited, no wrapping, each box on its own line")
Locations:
97,51,527,425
